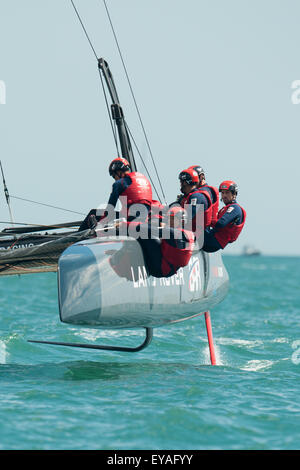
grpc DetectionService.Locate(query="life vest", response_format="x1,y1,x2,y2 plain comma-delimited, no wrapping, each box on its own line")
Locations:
214,203,246,248
120,172,153,218
146,199,165,224
180,189,212,229
201,184,219,226
160,229,195,277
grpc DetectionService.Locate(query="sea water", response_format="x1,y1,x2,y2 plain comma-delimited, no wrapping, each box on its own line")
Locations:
0,255,299,450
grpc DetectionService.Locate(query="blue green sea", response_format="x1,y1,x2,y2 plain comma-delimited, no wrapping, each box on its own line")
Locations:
0,255,299,450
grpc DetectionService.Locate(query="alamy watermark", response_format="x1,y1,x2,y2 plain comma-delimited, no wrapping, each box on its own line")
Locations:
93,197,205,249
0,80,6,104
291,80,300,104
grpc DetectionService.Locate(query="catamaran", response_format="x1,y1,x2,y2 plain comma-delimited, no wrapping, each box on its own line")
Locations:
0,2,229,363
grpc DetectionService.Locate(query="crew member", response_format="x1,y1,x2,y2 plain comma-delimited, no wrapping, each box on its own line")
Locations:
79,157,153,231
203,180,246,252
188,165,219,225
147,206,194,278
113,206,194,278
178,168,212,237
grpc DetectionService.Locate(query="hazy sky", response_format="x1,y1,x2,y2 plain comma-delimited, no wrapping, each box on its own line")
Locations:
0,0,299,255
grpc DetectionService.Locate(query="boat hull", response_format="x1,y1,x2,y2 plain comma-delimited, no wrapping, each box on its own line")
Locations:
57,236,229,328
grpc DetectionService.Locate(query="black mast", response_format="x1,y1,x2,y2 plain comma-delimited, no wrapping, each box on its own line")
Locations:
0,160,14,225
98,58,137,172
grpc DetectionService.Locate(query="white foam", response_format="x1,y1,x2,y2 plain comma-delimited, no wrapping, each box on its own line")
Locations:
73,328,138,342
203,343,225,366
0,340,8,364
241,360,274,371
271,337,289,344
217,337,263,348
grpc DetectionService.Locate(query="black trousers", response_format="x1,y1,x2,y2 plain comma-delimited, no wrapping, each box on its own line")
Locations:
137,238,163,277
202,229,223,253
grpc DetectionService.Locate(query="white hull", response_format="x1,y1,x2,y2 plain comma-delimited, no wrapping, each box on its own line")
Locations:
58,236,229,328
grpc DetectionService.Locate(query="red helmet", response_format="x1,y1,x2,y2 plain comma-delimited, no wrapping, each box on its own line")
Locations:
179,168,199,185
219,180,238,195
188,165,204,178
109,157,130,176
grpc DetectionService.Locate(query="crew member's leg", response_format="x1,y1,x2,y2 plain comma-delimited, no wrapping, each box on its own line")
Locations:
138,237,163,277
202,229,223,253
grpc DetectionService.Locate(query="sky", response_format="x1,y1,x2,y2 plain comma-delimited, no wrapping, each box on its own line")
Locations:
0,0,299,256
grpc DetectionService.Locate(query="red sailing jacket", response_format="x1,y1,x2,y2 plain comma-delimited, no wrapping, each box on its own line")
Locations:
180,189,212,228
161,229,195,277
120,172,153,217
214,203,246,248
201,184,219,226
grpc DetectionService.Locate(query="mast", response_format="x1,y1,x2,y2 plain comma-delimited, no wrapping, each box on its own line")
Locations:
98,58,137,172
0,161,14,226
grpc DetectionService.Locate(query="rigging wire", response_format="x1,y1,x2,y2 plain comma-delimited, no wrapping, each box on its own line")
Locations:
70,0,98,60
70,0,120,155
102,0,167,205
9,195,85,216
125,123,163,202
70,0,167,203
1,3,167,228
0,221,79,227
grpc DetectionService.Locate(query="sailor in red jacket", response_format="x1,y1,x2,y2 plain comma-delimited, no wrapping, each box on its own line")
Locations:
203,180,246,252
79,157,153,231
112,206,194,278
188,165,219,225
156,206,195,278
177,168,212,240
